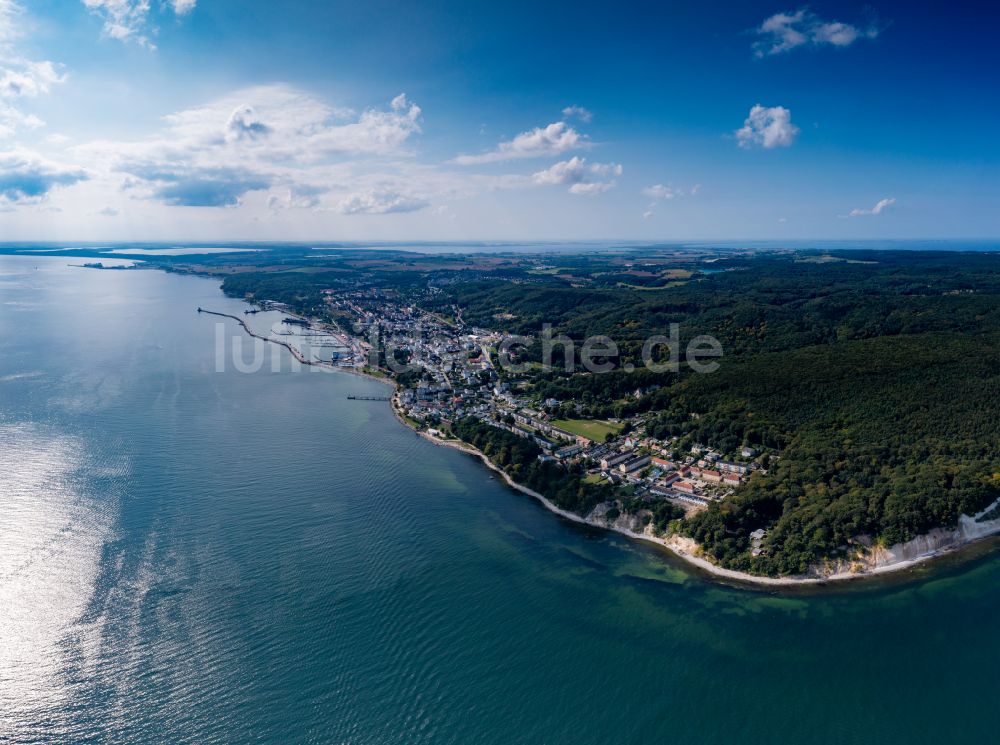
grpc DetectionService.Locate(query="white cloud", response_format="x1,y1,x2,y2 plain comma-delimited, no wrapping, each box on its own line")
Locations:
337,189,428,215
455,121,586,165
76,86,424,207
568,181,614,195
61,85,555,218
643,183,699,200
641,182,699,218
0,60,64,98
0,2,66,136
531,156,621,195
318,96,421,155
0,0,21,44
736,104,799,149
82,0,153,45
0,148,88,204
82,0,196,47
0,102,41,137
644,184,675,200
224,105,272,142
846,197,896,217
17,80,617,221
265,184,326,211
753,8,881,57
561,105,593,123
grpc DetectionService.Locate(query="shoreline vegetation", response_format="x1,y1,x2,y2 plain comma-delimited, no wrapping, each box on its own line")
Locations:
206,305,1000,589
409,416,1000,588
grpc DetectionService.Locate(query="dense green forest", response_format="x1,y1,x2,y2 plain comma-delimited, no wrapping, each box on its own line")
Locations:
445,252,1000,573
450,418,615,516
429,252,1000,353
221,270,363,318
661,333,1000,573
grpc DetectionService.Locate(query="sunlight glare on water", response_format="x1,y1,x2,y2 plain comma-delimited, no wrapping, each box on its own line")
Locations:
0,423,120,738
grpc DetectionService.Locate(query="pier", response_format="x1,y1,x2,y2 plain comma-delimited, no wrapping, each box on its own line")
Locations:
347,395,391,401
197,307,377,385
197,308,311,365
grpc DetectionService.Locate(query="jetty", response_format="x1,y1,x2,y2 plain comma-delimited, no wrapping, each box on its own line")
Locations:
198,306,370,377
197,308,310,365
347,395,390,401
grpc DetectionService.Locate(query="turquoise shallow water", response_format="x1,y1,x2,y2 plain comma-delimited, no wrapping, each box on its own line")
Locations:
2,255,1000,744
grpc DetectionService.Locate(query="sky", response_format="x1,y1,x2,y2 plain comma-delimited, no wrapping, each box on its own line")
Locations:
0,0,996,241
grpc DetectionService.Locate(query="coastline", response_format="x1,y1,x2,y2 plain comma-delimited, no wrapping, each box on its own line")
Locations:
208,305,1000,589
393,399,1000,587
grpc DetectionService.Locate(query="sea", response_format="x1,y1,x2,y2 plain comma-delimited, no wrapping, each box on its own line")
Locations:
2,253,1000,744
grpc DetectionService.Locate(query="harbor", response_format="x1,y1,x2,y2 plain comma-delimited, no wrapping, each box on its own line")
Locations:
199,306,363,367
